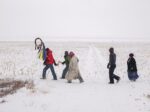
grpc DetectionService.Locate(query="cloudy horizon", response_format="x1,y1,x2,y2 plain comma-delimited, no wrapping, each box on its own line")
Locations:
0,0,150,41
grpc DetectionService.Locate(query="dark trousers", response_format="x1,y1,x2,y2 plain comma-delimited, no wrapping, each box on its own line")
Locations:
109,65,120,83
61,65,69,78
42,64,57,79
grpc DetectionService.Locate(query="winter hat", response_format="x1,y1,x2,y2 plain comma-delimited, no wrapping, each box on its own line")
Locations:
69,51,75,57
65,51,69,55
46,48,49,51
129,53,134,57
46,48,52,53
109,47,114,53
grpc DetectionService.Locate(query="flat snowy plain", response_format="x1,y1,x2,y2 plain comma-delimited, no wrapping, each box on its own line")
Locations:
0,41,150,112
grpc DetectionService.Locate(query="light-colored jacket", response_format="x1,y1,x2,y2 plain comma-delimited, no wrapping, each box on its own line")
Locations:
66,55,80,80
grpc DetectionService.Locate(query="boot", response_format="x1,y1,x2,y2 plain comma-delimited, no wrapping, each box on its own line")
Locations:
116,77,121,83
68,80,72,83
79,76,84,83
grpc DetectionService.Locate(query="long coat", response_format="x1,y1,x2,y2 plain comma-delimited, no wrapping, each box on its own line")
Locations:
127,57,138,80
65,56,80,81
127,57,137,72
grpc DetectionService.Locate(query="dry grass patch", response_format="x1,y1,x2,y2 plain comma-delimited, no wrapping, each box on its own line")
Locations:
0,79,34,97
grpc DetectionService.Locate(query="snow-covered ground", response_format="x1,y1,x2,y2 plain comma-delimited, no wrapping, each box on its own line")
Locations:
0,41,150,112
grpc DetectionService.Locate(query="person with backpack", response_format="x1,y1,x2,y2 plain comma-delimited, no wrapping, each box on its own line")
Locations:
60,51,70,79
65,52,84,83
42,48,58,80
107,47,120,84
127,53,139,81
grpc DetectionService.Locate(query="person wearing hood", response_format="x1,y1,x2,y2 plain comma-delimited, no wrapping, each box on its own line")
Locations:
65,52,84,83
42,48,58,80
107,47,120,84
127,53,139,81
60,51,70,79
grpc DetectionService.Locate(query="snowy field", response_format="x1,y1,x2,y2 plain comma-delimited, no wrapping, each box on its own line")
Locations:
0,41,150,112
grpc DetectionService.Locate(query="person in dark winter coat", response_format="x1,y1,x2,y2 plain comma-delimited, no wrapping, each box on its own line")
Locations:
127,53,139,81
107,47,120,84
42,48,58,80
60,51,70,79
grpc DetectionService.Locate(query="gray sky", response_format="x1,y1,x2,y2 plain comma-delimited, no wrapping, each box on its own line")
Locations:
0,0,150,41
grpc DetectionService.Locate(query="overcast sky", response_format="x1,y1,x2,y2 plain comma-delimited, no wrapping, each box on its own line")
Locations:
0,0,150,41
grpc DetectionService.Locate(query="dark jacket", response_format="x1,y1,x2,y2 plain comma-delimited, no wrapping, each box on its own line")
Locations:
127,57,137,72
109,53,116,66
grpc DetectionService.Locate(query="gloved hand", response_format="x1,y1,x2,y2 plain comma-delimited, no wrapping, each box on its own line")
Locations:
43,61,46,65
54,63,59,66
54,60,59,66
58,61,63,65
107,63,110,69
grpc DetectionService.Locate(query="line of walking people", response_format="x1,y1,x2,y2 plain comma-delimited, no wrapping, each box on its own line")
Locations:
41,47,139,84
41,48,84,83
107,47,139,84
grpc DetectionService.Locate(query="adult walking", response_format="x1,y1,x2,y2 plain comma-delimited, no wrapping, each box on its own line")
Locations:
42,48,58,80
127,53,139,81
66,52,84,83
107,47,120,84
60,51,70,79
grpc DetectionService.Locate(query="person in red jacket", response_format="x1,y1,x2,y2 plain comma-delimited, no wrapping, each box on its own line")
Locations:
42,48,58,80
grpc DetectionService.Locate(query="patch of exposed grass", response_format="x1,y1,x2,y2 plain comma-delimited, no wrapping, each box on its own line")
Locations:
0,79,34,97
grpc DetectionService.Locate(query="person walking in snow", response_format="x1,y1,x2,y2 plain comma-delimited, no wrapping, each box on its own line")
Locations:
127,53,139,81
65,52,84,83
42,48,58,80
107,47,120,84
60,51,70,79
